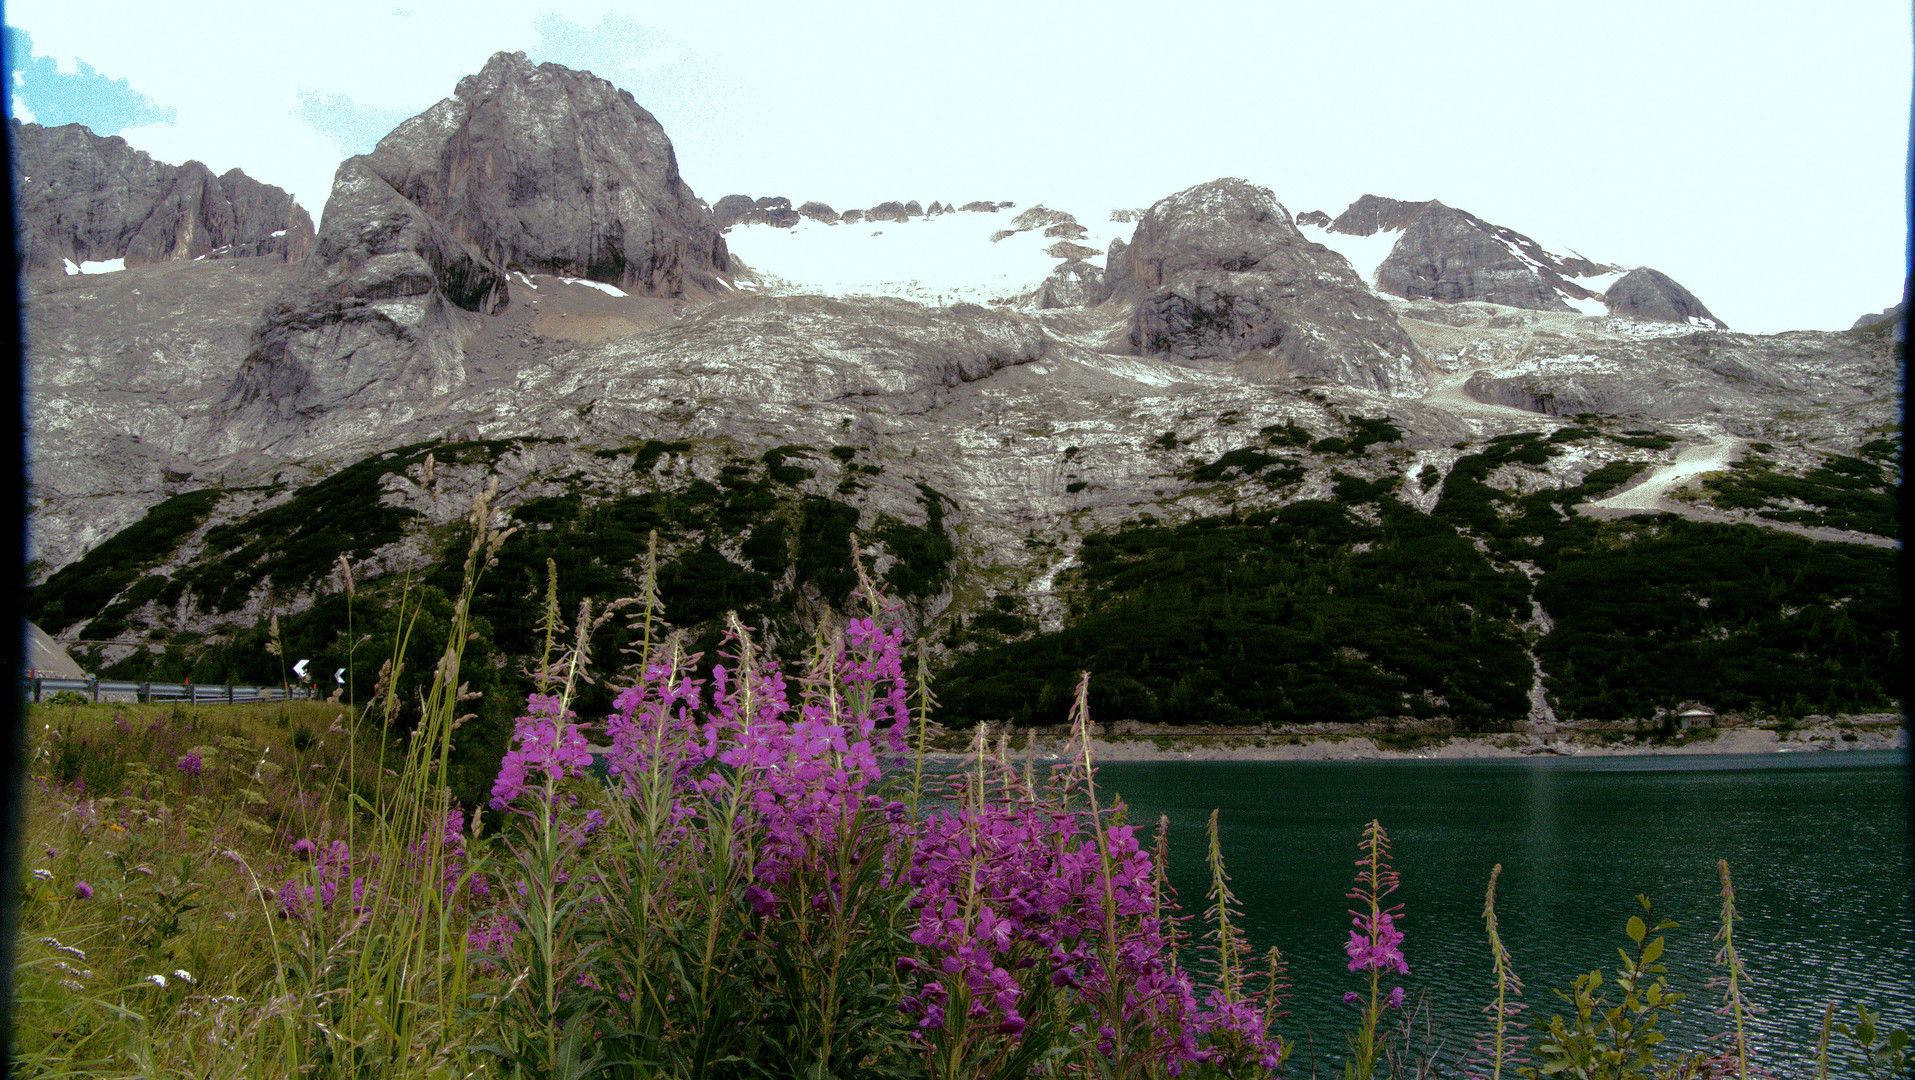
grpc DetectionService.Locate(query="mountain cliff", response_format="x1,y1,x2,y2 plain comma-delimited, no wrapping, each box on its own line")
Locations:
9,119,315,272
215,50,734,456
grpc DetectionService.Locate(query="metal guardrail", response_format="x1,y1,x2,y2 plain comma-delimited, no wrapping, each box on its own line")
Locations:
23,676,318,705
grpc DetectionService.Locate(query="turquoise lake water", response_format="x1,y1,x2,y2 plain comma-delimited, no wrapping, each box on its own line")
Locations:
1090,751,1910,1072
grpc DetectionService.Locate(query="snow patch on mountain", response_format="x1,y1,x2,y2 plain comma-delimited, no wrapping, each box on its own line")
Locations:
1299,223,1398,287
65,258,126,275
726,203,1129,305
560,277,629,297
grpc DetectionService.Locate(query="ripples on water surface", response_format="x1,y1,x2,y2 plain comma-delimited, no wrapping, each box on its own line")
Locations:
1092,752,1909,1071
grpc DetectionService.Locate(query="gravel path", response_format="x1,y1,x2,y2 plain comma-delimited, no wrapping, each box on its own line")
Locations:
1583,433,1742,512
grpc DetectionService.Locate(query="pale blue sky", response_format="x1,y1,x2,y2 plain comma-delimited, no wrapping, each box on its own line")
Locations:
6,0,1909,333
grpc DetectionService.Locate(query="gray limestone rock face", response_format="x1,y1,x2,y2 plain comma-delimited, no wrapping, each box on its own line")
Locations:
1294,210,1331,228
1008,206,1076,232
1094,237,1129,305
23,257,304,568
1452,326,1890,428
866,201,910,223
214,157,509,453
213,50,731,454
1375,202,1582,312
1035,259,1104,309
522,293,1050,420
1603,267,1727,329
356,51,730,296
798,201,840,224
216,168,318,260
1851,302,1905,330
1108,178,1426,393
712,194,756,229
752,196,801,228
1328,194,1432,236
841,208,864,224
10,120,315,271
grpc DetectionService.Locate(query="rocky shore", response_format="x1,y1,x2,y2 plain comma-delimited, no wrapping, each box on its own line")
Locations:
958,717,1906,764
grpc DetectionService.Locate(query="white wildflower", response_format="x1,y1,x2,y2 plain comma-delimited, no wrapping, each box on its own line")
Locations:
32,868,51,881
173,969,196,984
146,973,168,988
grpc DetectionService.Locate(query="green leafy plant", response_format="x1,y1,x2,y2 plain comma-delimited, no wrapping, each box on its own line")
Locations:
1823,1005,1913,1080
1526,897,1686,1080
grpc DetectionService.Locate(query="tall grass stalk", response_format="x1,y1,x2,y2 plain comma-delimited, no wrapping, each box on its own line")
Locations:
1713,859,1753,1080
289,476,510,1076
1474,863,1526,1080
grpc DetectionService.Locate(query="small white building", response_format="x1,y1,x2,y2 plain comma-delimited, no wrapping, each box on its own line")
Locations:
1675,703,1716,730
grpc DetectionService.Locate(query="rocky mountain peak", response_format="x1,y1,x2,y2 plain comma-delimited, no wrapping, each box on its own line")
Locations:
1604,267,1727,329
1377,200,1588,312
1327,194,1432,237
1301,194,1721,327
10,119,316,272
359,49,730,295
1106,178,1426,393
215,51,732,453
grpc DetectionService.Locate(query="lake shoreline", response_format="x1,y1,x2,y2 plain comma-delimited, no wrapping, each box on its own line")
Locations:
937,718,1906,764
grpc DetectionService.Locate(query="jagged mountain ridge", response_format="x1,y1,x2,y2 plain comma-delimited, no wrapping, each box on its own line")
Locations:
1297,194,1726,328
9,119,316,272
20,52,1901,731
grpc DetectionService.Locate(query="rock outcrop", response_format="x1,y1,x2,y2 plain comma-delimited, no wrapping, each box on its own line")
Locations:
711,194,756,229
1034,259,1104,309
216,50,730,452
1104,178,1426,393
345,52,729,294
1328,194,1433,237
712,195,805,229
1374,201,1590,312
1601,268,1726,328
10,119,315,272
1321,195,1721,328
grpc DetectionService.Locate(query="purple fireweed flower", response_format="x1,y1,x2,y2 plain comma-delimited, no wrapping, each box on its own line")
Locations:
291,838,317,859
491,694,594,810
175,751,202,778
1346,909,1409,975
72,880,93,900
